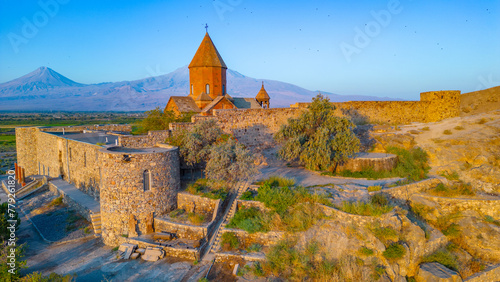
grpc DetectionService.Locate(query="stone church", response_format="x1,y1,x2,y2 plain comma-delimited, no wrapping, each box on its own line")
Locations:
165,32,270,116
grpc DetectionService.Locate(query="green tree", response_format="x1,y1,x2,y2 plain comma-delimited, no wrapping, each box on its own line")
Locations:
205,137,257,182
169,119,225,167
136,107,194,134
275,94,360,171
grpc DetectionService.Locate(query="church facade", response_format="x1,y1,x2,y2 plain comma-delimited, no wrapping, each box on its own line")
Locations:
165,33,270,116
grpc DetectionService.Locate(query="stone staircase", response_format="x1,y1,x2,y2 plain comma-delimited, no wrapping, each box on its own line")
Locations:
206,181,248,255
90,212,102,236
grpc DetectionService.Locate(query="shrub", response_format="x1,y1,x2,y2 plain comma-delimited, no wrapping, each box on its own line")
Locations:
422,247,458,270
387,146,430,182
233,180,329,233
169,209,185,218
421,127,430,131
265,239,369,281
188,213,206,225
442,223,461,238
255,183,297,215
477,118,487,124
240,190,255,200
484,215,500,226
339,201,392,216
427,183,475,197
221,232,240,251
383,243,406,260
367,185,382,192
411,203,433,219
339,194,392,217
371,226,399,244
247,243,263,253
252,262,265,277
257,175,295,187
358,247,374,256
454,126,464,130
370,193,388,206
83,226,92,234
440,170,460,181
186,179,229,200
49,197,63,207
227,207,266,233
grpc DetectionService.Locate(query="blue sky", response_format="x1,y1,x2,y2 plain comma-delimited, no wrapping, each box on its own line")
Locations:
0,0,499,100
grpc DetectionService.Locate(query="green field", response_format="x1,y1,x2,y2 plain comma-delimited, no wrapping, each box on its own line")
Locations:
0,135,15,142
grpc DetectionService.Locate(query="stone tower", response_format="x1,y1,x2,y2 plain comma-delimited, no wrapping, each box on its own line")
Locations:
189,33,227,100
255,82,270,108
98,145,180,246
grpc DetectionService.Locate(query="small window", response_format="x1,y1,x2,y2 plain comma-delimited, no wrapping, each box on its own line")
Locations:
191,84,194,94
223,84,226,94
206,84,210,94
143,170,151,191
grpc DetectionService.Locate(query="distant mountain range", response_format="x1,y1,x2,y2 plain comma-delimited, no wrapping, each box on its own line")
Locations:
0,66,397,112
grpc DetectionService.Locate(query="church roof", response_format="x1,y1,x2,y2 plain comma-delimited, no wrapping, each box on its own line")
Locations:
256,82,270,100
168,96,201,113
189,33,227,69
201,96,235,113
232,98,262,109
224,93,233,101
195,92,213,101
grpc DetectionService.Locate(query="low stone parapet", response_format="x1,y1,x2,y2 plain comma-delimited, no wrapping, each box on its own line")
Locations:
369,177,443,201
215,252,266,263
154,217,211,241
411,193,500,218
220,228,284,248
127,237,199,261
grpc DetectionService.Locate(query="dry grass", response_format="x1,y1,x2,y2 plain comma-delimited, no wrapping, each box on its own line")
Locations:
476,118,488,124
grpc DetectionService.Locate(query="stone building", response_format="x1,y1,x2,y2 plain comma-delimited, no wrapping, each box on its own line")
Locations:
165,32,268,116
15,125,180,245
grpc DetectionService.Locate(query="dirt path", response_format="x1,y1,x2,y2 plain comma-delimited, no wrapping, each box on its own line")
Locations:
256,148,401,190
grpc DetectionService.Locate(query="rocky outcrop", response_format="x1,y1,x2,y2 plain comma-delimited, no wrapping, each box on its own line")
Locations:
416,262,462,282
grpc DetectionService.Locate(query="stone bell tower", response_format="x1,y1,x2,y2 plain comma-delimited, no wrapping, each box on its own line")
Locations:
188,32,227,100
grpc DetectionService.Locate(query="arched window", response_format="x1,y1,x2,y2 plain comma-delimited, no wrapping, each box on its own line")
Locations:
206,84,210,94
143,170,151,191
191,84,194,94
223,84,226,95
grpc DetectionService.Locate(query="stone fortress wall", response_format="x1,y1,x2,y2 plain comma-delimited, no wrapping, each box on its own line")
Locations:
168,90,461,148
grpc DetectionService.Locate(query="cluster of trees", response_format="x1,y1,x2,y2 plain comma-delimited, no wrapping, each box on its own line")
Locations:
275,94,360,172
135,107,195,134
169,119,257,183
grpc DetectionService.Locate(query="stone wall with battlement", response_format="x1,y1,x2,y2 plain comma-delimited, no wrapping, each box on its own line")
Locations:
168,91,460,148
290,90,461,124
40,124,131,133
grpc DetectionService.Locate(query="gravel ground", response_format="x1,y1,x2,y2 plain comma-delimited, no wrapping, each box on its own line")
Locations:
18,188,90,242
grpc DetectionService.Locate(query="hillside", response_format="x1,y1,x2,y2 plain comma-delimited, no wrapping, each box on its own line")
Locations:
461,86,500,116
0,66,396,112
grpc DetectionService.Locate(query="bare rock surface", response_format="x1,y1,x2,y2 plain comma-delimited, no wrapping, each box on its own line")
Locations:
416,262,462,282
